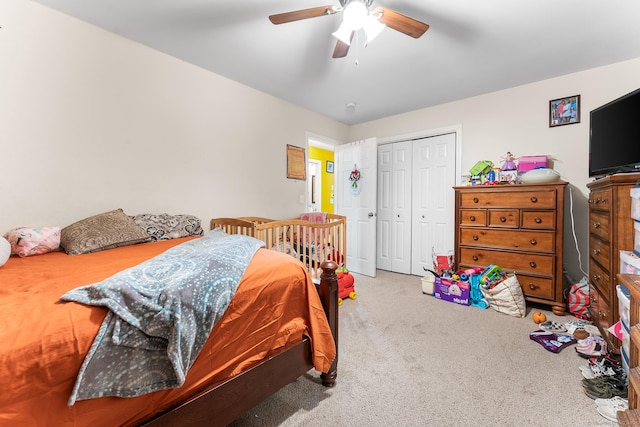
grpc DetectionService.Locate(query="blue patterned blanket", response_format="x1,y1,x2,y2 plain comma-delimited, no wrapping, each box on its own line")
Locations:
60,229,265,405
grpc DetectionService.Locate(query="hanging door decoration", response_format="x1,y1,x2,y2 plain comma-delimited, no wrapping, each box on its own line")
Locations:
349,164,361,196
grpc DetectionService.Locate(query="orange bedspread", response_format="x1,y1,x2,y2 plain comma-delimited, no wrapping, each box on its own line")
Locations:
0,237,335,426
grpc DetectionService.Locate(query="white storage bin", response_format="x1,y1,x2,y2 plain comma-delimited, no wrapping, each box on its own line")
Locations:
635,220,640,256
618,284,631,328
620,250,640,275
632,187,640,221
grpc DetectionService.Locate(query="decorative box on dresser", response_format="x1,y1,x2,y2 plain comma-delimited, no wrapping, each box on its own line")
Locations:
587,173,640,352
454,182,568,315
617,274,640,426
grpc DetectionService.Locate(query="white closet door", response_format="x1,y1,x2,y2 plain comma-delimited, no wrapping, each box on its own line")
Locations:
411,133,456,275
377,142,412,274
377,144,393,271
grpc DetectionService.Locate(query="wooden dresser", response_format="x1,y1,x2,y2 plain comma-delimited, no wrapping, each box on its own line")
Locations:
587,173,640,351
454,182,568,315
617,274,640,425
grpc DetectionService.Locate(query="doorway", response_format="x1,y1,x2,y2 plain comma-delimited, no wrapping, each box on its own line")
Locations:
307,160,321,212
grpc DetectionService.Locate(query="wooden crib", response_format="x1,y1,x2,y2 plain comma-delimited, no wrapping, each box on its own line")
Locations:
210,214,346,281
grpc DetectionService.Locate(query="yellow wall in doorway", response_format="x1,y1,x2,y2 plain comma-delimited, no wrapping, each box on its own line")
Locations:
308,146,335,213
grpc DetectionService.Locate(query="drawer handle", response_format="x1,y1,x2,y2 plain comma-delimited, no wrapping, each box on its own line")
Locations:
592,274,601,282
534,217,542,224
528,283,538,290
591,295,597,303
472,255,479,261
599,310,606,319
469,215,476,221
593,222,601,229
473,235,479,241
593,248,600,255
530,196,538,203
529,261,537,268
473,197,479,204
530,239,537,245
500,216,507,222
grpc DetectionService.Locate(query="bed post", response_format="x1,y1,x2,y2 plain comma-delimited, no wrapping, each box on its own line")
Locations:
318,260,339,387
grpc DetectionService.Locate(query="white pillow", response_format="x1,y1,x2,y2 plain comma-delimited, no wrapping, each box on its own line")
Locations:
0,237,10,267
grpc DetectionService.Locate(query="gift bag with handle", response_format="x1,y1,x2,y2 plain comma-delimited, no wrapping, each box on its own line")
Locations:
480,273,526,318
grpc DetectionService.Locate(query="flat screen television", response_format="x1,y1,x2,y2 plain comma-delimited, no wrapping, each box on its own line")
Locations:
589,87,640,177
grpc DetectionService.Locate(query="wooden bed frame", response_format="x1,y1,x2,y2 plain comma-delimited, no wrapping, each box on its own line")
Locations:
141,216,342,426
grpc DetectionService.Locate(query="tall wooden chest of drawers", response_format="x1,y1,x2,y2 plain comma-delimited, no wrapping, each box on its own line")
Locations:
587,173,640,351
454,182,568,315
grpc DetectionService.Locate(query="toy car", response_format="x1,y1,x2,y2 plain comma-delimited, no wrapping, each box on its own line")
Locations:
337,268,356,306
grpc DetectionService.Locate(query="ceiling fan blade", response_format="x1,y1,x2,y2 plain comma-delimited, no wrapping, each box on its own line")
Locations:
375,7,429,39
332,34,353,58
269,6,337,25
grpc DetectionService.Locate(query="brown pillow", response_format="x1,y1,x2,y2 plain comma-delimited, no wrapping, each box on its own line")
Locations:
61,209,150,255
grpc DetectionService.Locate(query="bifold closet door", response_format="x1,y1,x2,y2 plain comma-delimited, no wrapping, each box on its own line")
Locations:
411,133,456,275
377,142,412,274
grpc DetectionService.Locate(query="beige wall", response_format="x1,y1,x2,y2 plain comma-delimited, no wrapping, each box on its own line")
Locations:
3,1,640,282
0,0,349,233
349,58,640,281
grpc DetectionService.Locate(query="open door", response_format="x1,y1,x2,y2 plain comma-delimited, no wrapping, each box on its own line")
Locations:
335,138,377,277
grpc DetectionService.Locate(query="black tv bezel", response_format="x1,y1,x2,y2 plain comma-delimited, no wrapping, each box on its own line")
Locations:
588,87,640,178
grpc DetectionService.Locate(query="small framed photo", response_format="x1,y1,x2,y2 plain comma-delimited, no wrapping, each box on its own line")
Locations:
549,95,580,127
326,160,334,174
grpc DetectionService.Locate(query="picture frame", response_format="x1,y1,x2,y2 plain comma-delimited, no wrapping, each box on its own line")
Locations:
326,160,334,174
549,95,580,127
286,144,306,180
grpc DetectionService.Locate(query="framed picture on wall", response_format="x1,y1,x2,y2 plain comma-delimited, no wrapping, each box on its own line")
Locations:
286,144,306,180
326,161,334,174
549,95,580,127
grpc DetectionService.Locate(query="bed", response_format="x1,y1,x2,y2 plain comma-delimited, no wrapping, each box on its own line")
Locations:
0,211,339,426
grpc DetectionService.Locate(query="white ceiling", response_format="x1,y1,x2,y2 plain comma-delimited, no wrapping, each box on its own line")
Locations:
30,0,640,125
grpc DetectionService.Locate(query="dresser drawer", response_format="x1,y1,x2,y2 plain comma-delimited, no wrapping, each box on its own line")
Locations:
589,284,612,330
459,247,554,276
488,209,519,228
589,188,612,213
458,189,556,209
518,274,554,299
459,228,554,252
589,235,610,271
459,209,487,226
522,211,555,230
589,211,610,242
589,257,611,297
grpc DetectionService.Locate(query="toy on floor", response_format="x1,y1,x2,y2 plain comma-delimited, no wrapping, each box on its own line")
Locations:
337,267,356,306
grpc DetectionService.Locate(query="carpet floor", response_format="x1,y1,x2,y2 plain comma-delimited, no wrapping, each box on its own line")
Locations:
229,269,618,426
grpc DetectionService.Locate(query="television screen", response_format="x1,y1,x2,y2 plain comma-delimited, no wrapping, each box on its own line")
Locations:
589,88,640,177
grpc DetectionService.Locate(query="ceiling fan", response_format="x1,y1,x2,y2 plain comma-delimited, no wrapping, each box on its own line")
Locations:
269,0,429,58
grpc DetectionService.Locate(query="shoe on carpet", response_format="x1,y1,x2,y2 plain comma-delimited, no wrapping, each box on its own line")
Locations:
582,375,628,400
576,340,607,358
540,321,567,333
595,396,628,422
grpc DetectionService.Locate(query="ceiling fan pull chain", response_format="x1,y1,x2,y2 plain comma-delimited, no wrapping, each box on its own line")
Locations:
355,31,360,65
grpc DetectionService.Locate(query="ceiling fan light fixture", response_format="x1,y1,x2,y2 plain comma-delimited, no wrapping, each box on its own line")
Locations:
342,0,368,30
332,22,353,45
363,15,385,45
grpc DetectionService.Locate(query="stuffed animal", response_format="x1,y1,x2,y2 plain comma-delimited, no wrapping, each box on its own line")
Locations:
337,268,356,306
